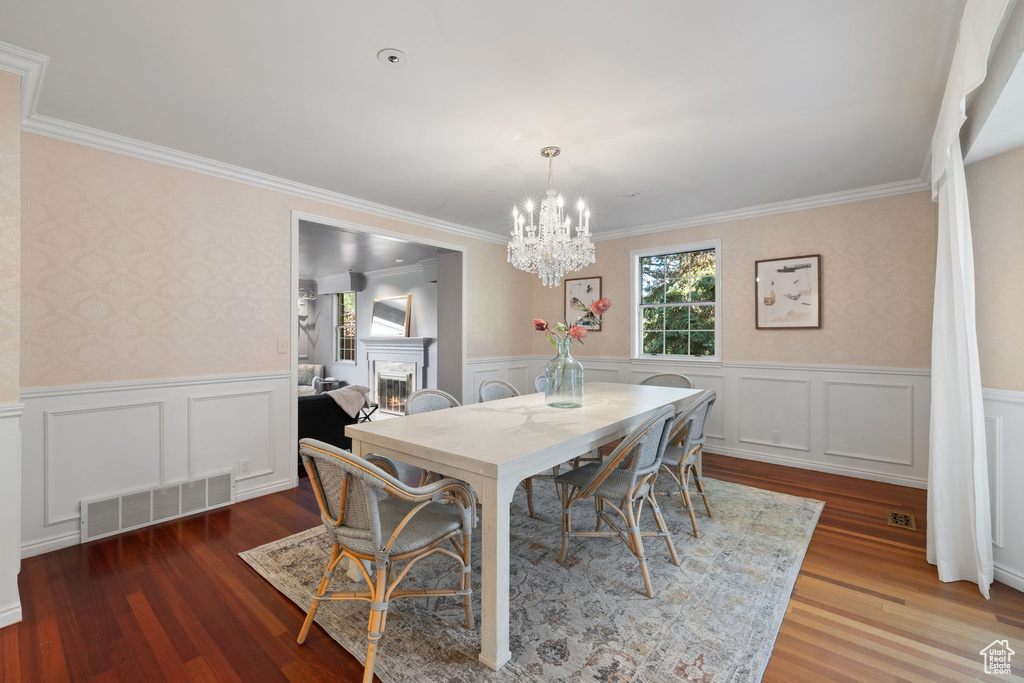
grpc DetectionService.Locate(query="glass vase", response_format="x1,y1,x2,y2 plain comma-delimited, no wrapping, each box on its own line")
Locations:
545,338,584,408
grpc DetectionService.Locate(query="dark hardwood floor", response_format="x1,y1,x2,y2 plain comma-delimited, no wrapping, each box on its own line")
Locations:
2,454,1022,682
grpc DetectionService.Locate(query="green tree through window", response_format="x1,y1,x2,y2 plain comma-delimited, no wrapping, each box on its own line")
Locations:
640,248,716,356
337,292,356,362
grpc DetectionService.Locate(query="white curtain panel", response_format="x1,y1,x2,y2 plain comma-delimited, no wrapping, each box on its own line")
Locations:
927,0,1010,598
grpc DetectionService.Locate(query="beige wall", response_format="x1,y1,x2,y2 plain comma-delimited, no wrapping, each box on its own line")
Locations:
531,191,937,368
0,71,19,404
967,144,1024,392
20,134,533,388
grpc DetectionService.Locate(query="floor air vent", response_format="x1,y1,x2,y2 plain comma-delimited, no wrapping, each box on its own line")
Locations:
80,470,235,543
887,511,917,530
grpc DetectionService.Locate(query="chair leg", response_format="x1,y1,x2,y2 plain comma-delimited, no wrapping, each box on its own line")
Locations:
624,498,653,598
297,543,343,644
557,485,571,563
594,497,605,531
680,466,701,538
692,467,712,517
649,492,680,566
362,564,390,683
523,477,536,518
461,533,474,630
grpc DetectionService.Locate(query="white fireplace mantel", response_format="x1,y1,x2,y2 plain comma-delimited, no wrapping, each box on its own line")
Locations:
362,338,433,407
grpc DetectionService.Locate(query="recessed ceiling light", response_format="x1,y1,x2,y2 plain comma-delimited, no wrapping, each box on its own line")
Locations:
395,258,405,263
625,192,641,198
377,49,407,68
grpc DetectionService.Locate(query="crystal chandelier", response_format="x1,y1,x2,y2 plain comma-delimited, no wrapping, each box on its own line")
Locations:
507,147,596,287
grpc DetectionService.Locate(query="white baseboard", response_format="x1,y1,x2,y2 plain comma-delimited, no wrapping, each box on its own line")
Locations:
236,478,296,502
710,446,928,489
21,531,81,559
995,563,1024,594
0,601,22,629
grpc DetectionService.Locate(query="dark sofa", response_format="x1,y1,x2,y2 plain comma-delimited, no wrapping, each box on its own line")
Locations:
297,393,358,457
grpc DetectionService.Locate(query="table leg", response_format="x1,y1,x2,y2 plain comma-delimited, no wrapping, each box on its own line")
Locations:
478,476,515,671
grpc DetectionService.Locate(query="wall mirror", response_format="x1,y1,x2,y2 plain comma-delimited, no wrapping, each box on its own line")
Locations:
370,295,412,337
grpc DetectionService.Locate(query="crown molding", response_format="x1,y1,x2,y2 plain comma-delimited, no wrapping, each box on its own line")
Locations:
0,40,48,121
592,178,931,242
21,114,508,245
1,40,505,246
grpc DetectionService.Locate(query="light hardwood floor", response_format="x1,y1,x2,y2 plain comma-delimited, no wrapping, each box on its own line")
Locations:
1,453,1021,682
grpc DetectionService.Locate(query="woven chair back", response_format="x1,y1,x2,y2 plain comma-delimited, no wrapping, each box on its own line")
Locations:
480,379,520,402
639,372,694,389
534,374,546,393
405,388,461,415
300,441,385,547
673,390,717,455
580,404,676,496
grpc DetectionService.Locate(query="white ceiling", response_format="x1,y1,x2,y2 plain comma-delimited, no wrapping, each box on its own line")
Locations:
0,1,964,236
298,221,443,280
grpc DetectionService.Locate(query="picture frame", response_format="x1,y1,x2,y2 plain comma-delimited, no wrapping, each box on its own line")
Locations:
755,255,822,329
369,295,412,337
564,276,603,330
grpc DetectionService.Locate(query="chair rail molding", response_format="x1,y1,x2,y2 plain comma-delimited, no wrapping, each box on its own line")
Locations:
19,372,293,558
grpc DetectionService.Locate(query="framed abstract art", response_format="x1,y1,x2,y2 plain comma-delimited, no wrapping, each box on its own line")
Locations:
755,254,822,329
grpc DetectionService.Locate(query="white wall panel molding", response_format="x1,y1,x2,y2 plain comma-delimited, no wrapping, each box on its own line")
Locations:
982,387,1023,593
21,372,293,558
0,406,24,627
188,390,275,481
824,382,914,465
43,400,166,527
466,355,932,489
738,376,812,451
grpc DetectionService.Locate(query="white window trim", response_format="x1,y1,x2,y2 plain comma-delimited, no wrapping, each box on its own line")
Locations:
629,238,722,362
334,293,357,366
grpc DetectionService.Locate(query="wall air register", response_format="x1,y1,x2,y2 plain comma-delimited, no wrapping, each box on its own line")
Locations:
79,470,235,543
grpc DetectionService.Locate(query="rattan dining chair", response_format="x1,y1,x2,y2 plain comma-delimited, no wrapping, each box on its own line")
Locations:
478,378,556,518
405,388,461,414
405,389,461,486
554,404,680,598
639,372,695,389
296,439,476,683
658,390,717,538
534,374,546,393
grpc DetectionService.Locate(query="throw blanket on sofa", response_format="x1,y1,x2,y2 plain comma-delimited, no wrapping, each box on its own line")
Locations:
327,385,369,418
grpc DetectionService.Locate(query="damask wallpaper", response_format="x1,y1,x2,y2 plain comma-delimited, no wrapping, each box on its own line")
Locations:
19,134,533,388
0,71,19,404
967,144,1024,392
530,191,938,369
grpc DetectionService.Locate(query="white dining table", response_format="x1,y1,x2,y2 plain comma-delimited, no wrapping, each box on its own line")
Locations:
345,381,700,671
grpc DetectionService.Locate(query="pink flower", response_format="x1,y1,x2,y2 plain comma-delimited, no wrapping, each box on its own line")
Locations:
533,318,548,331
568,325,588,340
589,298,612,316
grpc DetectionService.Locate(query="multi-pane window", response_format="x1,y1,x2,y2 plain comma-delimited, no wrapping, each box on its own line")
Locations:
637,246,718,357
336,292,356,362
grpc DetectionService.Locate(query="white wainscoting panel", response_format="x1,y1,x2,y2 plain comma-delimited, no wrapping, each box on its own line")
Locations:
738,376,811,451
983,388,1024,593
0,405,24,628
44,401,165,526
189,390,275,481
468,356,931,489
825,382,914,465
20,372,292,558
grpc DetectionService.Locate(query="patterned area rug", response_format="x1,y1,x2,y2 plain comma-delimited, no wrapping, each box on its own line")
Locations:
240,478,823,682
